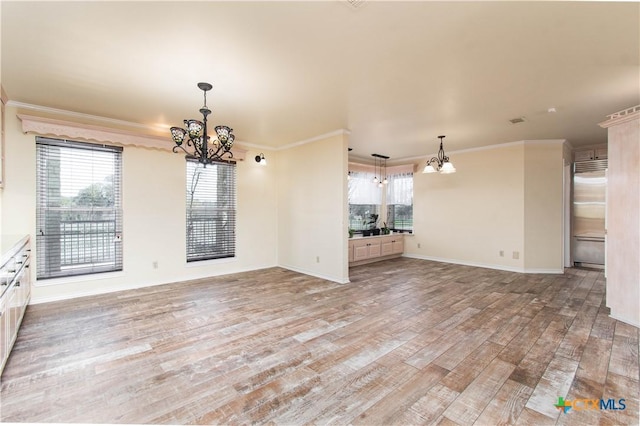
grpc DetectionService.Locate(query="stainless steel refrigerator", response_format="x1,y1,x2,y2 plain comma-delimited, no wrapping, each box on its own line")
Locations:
573,159,607,267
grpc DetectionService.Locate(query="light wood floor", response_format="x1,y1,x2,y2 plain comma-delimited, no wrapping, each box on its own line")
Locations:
1,259,638,425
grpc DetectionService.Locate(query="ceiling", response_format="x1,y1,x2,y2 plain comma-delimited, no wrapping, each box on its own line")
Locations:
2,1,639,163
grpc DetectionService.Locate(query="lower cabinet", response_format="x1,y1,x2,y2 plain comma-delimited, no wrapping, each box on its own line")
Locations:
352,239,381,262
349,234,404,266
0,295,7,369
0,236,31,376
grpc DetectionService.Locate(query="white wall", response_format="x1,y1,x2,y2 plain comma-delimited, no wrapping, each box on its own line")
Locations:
523,141,564,272
406,140,565,273
407,142,526,271
277,133,349,284
2,105,279,303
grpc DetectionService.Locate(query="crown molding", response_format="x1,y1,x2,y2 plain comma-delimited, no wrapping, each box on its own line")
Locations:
598,105,640,129
8,100,165,132
277,129,351,151
17,113,247,160
392,139,567,164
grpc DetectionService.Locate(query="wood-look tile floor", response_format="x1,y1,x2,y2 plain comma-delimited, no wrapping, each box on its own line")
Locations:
1,259,638,425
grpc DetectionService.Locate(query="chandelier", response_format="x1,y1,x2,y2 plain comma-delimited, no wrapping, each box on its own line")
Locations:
170,82,235,165
423,135,456,174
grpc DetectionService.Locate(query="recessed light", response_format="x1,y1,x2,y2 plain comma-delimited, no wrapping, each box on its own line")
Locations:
548,107,557,113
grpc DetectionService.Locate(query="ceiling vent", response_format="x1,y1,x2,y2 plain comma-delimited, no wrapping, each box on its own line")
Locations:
509,117,526,124
345,0,367,9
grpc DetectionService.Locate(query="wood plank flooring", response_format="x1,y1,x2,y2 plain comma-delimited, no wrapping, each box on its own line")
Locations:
1,259,638,425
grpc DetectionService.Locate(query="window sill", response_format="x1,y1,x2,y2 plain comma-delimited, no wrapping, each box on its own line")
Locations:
35,270,125,287
185,256,237,268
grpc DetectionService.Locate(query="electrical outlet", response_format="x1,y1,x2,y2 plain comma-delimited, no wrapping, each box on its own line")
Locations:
417,243,421,249
513,251,519,260
152,261,158,269
499,250,504,257
316,256,320,263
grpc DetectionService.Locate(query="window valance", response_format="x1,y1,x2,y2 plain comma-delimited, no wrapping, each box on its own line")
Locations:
18,113,247,160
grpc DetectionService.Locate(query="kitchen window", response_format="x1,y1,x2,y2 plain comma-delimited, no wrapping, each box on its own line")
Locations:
36,137,123,279
386,171,413,233
186,159,236,261
348,170,381,231
348,167,413,234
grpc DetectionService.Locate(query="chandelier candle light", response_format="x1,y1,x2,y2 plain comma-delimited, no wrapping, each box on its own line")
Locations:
423,135,456,174
170,82,235,165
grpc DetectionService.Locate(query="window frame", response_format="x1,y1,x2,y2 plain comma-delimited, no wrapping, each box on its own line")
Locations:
185,159,237,262
385,171,414,233
35,137,123,280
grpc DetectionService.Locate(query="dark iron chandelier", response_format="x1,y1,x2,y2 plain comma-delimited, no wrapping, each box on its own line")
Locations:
170,82,235,165
423,135,456,174
372,153,389,187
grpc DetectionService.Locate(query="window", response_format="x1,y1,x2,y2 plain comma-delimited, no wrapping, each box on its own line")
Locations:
36,137,123,279
386,172,413,232
186,159,236,261
348,170,381,231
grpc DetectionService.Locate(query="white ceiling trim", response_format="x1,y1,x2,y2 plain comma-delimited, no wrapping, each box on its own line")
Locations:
599,105,640,129
276,129,351,151
17,113,247,160
8,100,343,155
390,139,567,165
9,100,165,132
348,162,416,175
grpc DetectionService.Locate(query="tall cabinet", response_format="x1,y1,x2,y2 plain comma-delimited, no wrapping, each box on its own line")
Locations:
599,106,640,327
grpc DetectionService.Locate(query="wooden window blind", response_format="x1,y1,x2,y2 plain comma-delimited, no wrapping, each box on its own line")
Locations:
36,137,123,279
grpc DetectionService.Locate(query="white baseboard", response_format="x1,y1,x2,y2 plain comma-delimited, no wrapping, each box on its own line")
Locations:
30,279,175,305
402,253,563,275
278,264,350,284
608,313,640,328
523,268,565,274
29,264,280,305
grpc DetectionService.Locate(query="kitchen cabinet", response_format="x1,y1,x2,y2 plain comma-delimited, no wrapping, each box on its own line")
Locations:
351,238,380,262
381,238,404,256
574,146,607,162
349,234,404,266
0,235,31,375
599,105,640,327
1,85,6,187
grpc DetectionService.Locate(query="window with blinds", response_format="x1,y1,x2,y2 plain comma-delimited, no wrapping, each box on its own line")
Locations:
386,172,413,233
186,159,236,262
348,170,381,231
36,137,123,279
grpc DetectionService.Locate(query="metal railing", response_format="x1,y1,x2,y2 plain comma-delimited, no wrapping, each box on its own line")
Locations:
59,219,118,267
